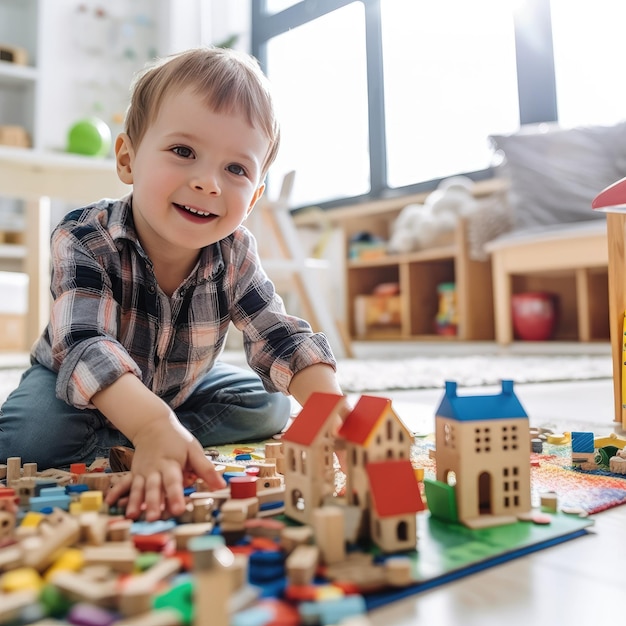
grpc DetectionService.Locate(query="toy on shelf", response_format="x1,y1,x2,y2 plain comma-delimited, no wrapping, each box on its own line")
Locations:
353,282,402,338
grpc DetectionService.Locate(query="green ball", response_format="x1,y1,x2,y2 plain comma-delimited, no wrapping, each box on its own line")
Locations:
67,117,112,157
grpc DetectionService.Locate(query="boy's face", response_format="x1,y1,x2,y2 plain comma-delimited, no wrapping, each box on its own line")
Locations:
115,87,270,261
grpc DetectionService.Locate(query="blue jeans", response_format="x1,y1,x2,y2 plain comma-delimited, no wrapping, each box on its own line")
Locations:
0,362,291,470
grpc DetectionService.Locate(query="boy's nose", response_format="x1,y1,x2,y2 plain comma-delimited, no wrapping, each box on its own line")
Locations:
192,170,221,195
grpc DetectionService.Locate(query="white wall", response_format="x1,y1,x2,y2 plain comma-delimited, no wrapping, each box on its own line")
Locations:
37,0,252,154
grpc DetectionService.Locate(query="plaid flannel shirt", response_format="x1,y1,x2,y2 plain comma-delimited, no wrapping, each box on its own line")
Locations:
31,196,336,410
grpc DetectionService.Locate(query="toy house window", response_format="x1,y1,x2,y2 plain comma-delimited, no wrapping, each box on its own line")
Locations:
352,448,358,466
444,423,455,449
288,449,296,472
300,450,307,474
387,419,393,440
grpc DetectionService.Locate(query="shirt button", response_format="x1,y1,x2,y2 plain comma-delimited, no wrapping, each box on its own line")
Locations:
148,284,156,294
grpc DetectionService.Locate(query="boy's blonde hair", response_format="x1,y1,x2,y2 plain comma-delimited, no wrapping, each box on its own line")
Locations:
125,47,280,180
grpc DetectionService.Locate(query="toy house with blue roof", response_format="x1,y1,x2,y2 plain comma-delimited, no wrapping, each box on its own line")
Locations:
433,380,531,529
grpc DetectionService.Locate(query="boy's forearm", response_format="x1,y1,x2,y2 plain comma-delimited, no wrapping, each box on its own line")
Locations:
91,372,175,442
287,363,345,406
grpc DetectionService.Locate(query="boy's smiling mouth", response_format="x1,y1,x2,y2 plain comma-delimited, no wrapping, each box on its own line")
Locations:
174,203,217,219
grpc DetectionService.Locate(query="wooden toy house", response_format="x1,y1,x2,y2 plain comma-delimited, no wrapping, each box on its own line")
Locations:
338,395,413,510
366,459,425,552
281,392,345,525
433,380,531,529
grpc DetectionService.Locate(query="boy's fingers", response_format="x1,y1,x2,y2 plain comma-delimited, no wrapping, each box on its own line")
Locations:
143,473,164,521
162,465,186,516
125,475,146,519
106,473,132,504
190,446,226,490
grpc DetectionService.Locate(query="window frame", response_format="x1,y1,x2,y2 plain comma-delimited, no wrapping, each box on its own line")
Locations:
251,0,557,211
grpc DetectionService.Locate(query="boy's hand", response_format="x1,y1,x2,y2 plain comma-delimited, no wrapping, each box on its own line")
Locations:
105,417,225,521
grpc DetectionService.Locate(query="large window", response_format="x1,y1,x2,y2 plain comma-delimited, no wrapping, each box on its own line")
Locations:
252,0,626,209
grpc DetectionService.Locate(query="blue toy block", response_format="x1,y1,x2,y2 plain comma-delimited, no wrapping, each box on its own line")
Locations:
571,431,595,454
29,494,71,512
299,594,367,626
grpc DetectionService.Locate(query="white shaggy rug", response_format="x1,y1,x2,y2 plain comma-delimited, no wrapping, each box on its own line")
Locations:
335,354,613,392
0,353,613,403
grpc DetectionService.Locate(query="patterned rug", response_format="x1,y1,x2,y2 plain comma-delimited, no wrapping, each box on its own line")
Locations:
412,435,626,515
336,354,613,392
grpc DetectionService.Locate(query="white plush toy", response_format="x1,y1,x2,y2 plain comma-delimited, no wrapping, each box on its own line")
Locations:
388,176,478,254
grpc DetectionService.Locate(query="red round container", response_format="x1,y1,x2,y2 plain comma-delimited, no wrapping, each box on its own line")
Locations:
511,292,559,341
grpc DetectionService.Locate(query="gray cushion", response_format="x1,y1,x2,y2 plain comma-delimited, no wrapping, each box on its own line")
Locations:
489,122,626,229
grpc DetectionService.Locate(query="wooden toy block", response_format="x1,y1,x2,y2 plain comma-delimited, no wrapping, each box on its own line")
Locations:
107,518,133,542
384,556,414,587
264,441,286,474
221,496,259,522
22,463,37,477
0,588,39,623
229,475,258,499
78,473,112,492
79,512,109,545
0,509,16,541
169,522,212,551
254,462,284,489
255,485,286,506
190,536,233,626
38,468,73,486
22,510,81,572
80,490,106,512
49,570,119,608
118,557,183,617
43,547,84,581
81,542,139,573
324,556,388,593
0,542,23,572
190,495,215,524
280,525,314,554
540,491,559,513
286,544,319,586
115,609,185,625
0,464,6,480
243,517,285,541
312,506,346,565
6,457,21,485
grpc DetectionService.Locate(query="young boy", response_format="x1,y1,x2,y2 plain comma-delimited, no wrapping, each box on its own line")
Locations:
0,47,345,521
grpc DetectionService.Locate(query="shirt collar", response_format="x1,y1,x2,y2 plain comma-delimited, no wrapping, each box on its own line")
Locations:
110,194,225,282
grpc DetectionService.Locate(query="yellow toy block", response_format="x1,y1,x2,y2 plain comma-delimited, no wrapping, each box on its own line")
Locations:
594,432,626,449
315,584,344,601
19,511,44,528
79,490,103,512
547,432,571,445
0,566,43,592
44,547,84,581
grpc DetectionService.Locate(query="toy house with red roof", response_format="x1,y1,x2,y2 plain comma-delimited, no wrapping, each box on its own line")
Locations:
433,380,531,529
366,459,425,552
338,395,413,515
281,392,345,525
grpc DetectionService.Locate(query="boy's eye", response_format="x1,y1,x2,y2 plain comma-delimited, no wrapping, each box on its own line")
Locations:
172,146,194,158
227,164,246,176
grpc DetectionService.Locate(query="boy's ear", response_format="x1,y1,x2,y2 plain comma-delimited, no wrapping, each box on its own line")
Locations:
246,184,266,218
115,133,135,185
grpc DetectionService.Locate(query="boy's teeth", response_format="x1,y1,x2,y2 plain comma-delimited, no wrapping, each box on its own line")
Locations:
183,205,211,216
